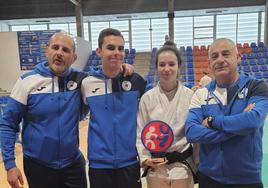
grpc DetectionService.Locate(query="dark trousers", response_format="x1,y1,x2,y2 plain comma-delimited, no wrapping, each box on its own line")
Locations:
199,172,263,188
23,156,87,188
88,163,141,188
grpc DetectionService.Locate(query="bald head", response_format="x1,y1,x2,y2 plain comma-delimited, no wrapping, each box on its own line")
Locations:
48,32,76,52
209,38,238,59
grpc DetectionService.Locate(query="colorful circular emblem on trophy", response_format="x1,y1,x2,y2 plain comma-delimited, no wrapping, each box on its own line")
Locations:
141,120,174,153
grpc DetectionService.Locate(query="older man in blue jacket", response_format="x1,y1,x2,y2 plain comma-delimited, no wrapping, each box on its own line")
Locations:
186,38,268,188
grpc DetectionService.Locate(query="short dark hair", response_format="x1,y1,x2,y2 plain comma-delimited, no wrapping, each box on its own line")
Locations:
155,41,182,68
98,28,124,48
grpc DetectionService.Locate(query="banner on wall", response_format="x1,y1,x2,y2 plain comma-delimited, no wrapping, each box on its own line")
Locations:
17,30,60,70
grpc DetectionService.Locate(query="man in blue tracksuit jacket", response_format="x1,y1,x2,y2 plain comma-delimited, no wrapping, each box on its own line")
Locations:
81,28,146,188
0,32,88,188
185,38,268,188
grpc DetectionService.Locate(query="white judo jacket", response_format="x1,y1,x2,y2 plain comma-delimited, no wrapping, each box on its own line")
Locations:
137,82,196,180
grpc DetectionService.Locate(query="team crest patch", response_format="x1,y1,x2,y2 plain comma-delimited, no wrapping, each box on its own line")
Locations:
122,81,132,91
238,88,248,99
67,81,78,90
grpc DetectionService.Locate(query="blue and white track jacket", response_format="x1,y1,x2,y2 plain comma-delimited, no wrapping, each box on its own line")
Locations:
82,68,146,169
185,72,268,184
0,62,87,170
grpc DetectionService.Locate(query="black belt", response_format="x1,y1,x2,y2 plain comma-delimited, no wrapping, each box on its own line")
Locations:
165,144,193,164
142,145,198,183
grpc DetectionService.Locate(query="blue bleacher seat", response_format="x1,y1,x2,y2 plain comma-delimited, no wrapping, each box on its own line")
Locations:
181,75,187,82
127,59,134,65
254,72,262,79
238,65,242,71
92,60,100,66
242,66,251,73
257,52,265,58
146,75,155,84
180,46,186,53
125,49,129,54
181,68,186,75
129,53,135,59
251,47,258,53
187,62,194,68
186,46,192,52
130,48,136,54
241,60,248,66
247,53,255,59
257,58,264,65
249,59,256,66
91,50,96,56
241,54,247,60
187,68,194,75
263,72,268,79
187,56,193,62
265,58,268,65
251,65,259,72
188,75,195,82
259,47,267,53
250,42,257,48
186,51,193,56
260,65,267,72
258,42,265,47
124,54,129,59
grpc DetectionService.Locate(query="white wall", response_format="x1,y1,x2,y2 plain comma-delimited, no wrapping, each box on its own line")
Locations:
0,32,91,92
72,36,91,70
0,32,28,92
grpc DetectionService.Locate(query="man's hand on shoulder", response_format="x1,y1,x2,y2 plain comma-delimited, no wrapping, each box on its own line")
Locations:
121,64,134,77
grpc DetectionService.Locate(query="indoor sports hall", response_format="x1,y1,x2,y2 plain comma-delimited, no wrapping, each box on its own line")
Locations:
1,0,268,187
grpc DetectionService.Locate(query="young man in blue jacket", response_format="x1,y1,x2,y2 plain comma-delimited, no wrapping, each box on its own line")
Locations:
81,28,146,188
185,38,268,188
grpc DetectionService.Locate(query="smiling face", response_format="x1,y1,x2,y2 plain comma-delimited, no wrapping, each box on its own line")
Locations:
208,38,241,85
157,51,179,84
97,35,125,77
45,32,77,76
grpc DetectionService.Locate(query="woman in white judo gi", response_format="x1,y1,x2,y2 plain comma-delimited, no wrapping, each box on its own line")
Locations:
137,41,196,188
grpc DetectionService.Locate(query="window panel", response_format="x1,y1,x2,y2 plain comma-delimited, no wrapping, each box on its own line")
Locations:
11,25,29,31
193,16,214,47
131,19,151,52
174,17,193,47
194,38,213,46
69,23,77,37
110,20,129,49
91,21,109,49
49,23,68,33
151,18,168,48
237,13,258,43
194,16,213,27
216,14,237,42
261,12,265,42
29,24,47,31
83,23,89,41
194,27,213,38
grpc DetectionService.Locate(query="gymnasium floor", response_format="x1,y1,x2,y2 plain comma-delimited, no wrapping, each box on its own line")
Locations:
0,119,268,188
